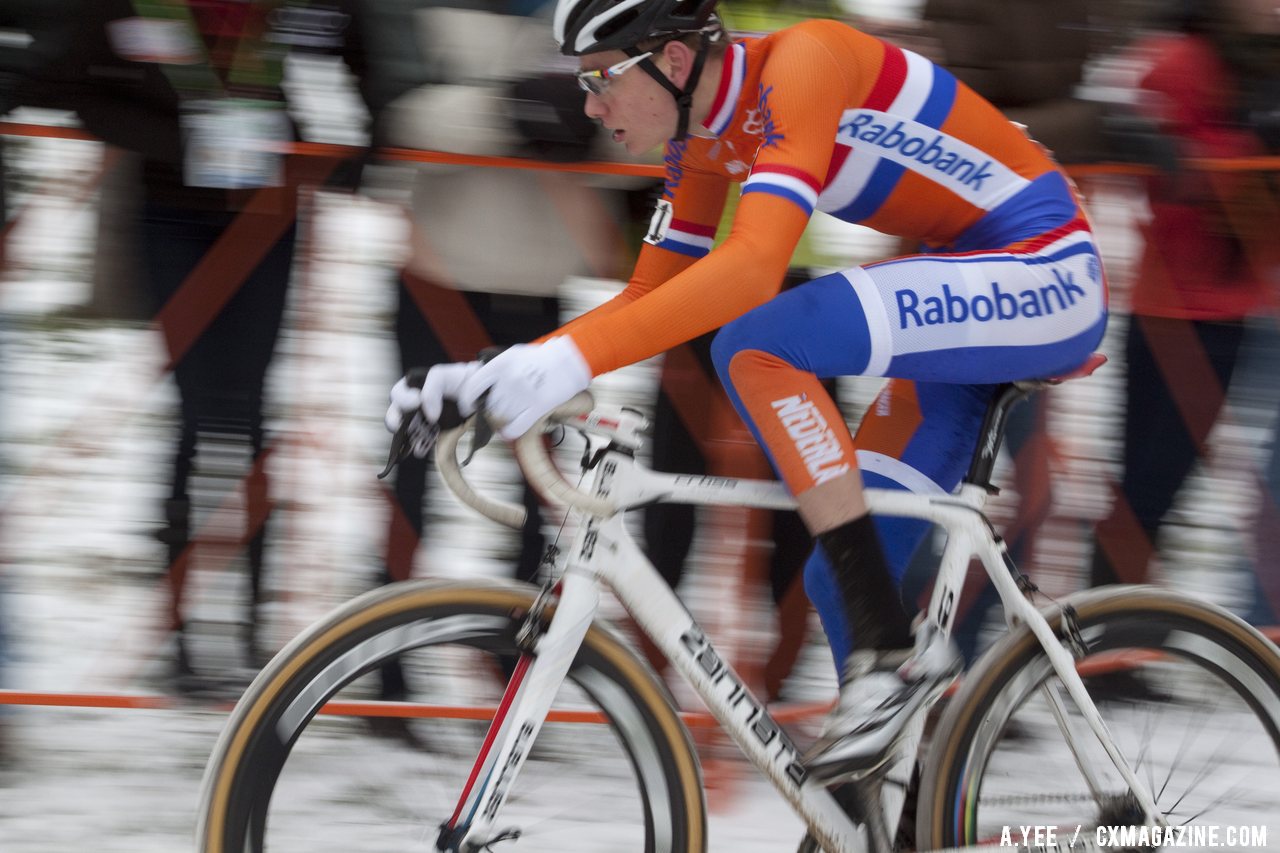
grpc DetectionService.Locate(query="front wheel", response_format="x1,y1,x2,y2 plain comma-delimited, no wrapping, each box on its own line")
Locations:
918,586,1280,848
197,578,706,852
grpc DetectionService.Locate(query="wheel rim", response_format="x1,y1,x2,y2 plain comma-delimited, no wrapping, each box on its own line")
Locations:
944,611,1280,847
210,598,690,852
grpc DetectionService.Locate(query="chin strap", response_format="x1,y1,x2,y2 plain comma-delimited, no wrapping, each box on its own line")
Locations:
629,32,711,143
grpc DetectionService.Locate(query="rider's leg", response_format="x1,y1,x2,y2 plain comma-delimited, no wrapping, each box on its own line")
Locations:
711,278,970,778
711,227,1106,779
712,294,994,656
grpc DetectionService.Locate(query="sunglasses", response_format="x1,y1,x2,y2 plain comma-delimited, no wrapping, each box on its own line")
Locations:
574,51,654,96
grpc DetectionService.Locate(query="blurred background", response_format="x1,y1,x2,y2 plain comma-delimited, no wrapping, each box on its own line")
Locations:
1,0,1278,850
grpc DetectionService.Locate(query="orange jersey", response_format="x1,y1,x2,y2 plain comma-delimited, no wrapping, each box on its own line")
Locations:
566,20,1085,375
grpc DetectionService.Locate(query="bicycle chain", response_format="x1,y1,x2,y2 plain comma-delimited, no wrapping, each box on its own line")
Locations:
979,790,1112,807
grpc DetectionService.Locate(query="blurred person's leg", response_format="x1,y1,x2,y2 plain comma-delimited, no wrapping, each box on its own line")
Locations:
384,273,451,584
140,202,294,676
642,358,704,592
205,223,292,665
467,291,560,585
380,271,453,702
763,508,811,702
1,134,9,711
1257,400,1280,624
1090,316,1244,587
380,278,558,701
639,338,711,674
1233,317,1280,626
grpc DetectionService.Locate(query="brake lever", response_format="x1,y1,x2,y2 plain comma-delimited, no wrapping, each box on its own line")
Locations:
461,392,493,466
377,367,430,480
460,346,504,466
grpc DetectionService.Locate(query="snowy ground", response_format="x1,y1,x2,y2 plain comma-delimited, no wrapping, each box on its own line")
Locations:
2,134,1278,851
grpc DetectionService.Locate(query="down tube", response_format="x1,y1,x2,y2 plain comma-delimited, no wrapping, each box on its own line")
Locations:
583,514,863,852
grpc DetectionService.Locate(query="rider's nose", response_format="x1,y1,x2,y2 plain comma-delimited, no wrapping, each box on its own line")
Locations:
584,92,607,120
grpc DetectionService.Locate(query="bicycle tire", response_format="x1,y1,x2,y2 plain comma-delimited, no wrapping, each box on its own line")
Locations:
918,585,1280,848
197,578,706,852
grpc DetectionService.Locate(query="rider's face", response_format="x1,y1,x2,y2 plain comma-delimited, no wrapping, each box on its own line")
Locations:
580,49,678,154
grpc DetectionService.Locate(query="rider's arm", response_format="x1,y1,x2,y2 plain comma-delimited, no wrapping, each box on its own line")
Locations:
553,160,731,339
559,32,851,376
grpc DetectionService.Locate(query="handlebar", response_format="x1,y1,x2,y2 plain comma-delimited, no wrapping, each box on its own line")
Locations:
434,391,631,529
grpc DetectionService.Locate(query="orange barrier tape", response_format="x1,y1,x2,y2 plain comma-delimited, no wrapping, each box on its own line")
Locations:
0,121,99,143
0,691,179,711
7,624,1278,718
7,120,1280,178
0,688,832,727
0,122,666,179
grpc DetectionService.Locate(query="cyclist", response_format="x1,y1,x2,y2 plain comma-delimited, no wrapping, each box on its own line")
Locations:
386,0,1107,782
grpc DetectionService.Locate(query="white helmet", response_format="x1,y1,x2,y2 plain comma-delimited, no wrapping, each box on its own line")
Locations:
552,0,718,55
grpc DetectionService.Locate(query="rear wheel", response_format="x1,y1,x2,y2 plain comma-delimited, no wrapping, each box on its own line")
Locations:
918,587,1280,848
198,579,706,852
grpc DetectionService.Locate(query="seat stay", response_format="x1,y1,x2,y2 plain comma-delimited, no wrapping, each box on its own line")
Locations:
969,516,1166,826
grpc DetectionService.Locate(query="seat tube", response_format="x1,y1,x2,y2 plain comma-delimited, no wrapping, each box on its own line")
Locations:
927,524,976,640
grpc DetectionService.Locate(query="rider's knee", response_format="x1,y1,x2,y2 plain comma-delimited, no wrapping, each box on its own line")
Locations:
709,323,744,383
711,314,778,384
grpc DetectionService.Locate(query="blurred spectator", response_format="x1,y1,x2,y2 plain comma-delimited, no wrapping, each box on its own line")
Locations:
372,1,636,703
1,77,10,766
1235,317,1280,626
1256,389,1280,624
920,0,1106,165
23,0,395,688
1089,0,1280,605
2,0,72,758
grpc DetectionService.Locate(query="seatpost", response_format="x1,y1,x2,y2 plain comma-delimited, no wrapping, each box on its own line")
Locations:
963,382,1035,493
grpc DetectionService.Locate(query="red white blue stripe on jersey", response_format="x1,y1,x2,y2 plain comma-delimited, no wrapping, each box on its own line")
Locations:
702,42,746,138
818,44,959,221
657,218,717,258
742,163,822,216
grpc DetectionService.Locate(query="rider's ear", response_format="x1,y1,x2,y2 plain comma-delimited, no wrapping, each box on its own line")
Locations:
662,39,694,85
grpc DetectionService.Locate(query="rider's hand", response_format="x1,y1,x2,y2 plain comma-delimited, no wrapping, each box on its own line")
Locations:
459,336,592,440
385,361,482,455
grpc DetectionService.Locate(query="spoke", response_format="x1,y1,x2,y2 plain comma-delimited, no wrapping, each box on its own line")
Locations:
1155,686,1219,805
1138,702,1161,803
964,632,1280,849
1176,782,1254,826
1159,690,1232,816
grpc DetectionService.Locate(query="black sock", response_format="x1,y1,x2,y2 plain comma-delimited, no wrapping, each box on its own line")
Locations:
817,515,913,655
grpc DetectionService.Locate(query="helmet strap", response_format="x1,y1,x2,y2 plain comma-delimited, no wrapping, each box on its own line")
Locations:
628,31,710,142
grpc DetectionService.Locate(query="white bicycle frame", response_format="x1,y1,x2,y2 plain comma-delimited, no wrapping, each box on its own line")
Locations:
433,394,1164,853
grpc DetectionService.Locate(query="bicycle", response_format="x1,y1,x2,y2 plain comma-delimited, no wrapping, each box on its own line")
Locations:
197,356,1280,852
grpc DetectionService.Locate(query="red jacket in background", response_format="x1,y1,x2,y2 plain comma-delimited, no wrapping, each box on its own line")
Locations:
1130,33,1277,320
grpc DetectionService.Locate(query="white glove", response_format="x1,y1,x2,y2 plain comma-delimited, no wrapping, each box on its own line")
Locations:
458,336,592,440
385,361,482,456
